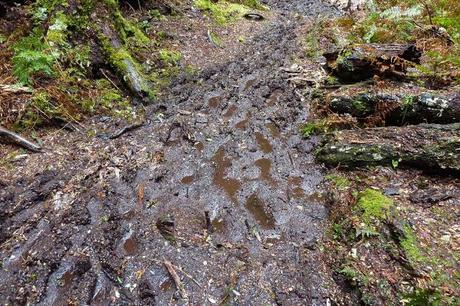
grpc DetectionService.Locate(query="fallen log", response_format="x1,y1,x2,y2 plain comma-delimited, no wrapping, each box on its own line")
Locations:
329,92,460,125
0,126,42,152
324,44,422,83
316,123,460,172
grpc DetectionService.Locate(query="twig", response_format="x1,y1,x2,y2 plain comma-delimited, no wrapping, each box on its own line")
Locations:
100,69,122,92
110,121,144,139
0,126,42,152
163,260,188,300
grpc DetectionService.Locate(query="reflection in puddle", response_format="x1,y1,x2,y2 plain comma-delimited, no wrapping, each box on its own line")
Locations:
288,176,305,199
245,193,275,229
255,132,273,153
181,175,194,184
213,148,241,203
266,122,280,138
224,104,238,118
255,158,276,186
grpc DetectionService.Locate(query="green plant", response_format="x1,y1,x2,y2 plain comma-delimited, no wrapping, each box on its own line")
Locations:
301,120,331,138
12,31,56,84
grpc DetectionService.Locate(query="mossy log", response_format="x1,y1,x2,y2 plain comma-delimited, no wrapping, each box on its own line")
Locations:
96,1,154,101
324,44,422,83
316,123,460,172
329,92,460,125
35,0,154,101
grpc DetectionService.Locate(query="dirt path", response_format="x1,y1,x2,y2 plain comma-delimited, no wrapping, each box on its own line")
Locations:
0,1,341,305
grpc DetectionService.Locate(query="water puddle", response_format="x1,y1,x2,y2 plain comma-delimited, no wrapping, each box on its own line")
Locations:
213,148,241,203
195,142,204,152
255,158,276,185
288,176,305,199
181,175,194,184
211,218,225,233
123,237,138,256
206,92,222,108
255,132,273,153
223,104,238,118
266,122,280,138
240,75,258,92
160,278,174,292
236,112,252,130
245,193,275,229
266,89,283,106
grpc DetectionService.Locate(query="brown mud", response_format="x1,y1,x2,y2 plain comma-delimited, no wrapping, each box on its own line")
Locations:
0,1,342,305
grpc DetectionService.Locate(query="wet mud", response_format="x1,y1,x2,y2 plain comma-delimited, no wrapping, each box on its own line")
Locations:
0,1,338,305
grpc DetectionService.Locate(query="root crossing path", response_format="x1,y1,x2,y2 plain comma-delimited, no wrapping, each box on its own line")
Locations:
0,1,340,305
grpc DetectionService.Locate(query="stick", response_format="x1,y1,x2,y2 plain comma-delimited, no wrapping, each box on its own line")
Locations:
0,126,42,152
109,121,144,139
163,260,188,300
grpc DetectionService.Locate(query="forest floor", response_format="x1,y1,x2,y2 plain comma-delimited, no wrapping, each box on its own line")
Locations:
0,0,459,305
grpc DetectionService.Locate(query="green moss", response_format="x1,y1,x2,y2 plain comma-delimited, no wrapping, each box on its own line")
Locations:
159,49,182,65
326,174,351,190
400,224,425,264
194,0,251,24
301,120,331,138
356,189,393,223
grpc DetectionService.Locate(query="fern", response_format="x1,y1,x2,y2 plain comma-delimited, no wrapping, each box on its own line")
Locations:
380,5,423,20
12,50,55,84
12,30,56,85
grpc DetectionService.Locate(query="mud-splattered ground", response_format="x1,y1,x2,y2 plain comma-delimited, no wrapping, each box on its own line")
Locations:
0,1,344,305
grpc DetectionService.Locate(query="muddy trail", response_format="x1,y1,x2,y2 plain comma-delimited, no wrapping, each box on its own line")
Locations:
1,1,341,305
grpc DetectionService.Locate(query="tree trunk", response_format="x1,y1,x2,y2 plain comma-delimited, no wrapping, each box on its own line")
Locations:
316,123,460,172
324,44,422,83
329,92,460,125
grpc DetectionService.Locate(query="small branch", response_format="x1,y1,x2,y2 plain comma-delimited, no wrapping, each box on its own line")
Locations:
163,260,188,300
109,121,144,139
0,126,42,152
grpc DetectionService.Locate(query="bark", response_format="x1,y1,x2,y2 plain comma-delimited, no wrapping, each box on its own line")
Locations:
316,123,460,172
329,92,460,125
324,44,422,83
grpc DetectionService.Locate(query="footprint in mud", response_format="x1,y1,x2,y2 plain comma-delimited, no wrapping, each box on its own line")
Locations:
245,193,276,229
212,148,242,203
255,132,273,153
